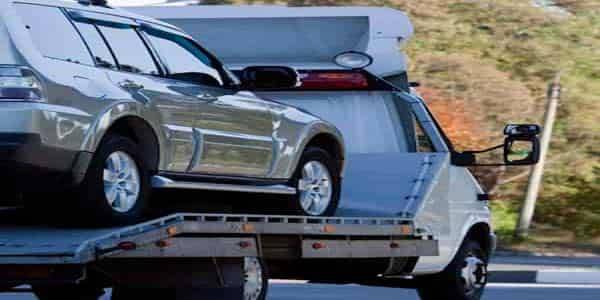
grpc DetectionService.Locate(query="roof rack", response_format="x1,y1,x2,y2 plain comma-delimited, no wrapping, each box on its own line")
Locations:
78,0,110,8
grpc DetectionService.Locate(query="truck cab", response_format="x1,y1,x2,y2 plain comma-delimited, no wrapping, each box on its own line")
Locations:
131,5,541,299
0,4,541,300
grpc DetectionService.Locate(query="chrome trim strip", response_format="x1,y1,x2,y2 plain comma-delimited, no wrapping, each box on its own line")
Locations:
151,175,297,195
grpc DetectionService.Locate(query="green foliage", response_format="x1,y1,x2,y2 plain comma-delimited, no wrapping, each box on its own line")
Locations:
537,165,600,239
490,200,520,242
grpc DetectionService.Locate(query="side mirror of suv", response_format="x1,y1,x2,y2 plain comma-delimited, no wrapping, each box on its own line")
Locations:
503,124,541,165
240,66,300,90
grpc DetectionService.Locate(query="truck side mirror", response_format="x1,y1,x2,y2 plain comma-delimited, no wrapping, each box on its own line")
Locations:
503,124,541,166
240,66,300,90
451,124,541,167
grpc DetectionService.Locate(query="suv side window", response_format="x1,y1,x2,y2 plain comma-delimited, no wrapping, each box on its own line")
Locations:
96,24,159,75
413,114,436,153
15,4,93,66
72,21,117,70
144,27,223,87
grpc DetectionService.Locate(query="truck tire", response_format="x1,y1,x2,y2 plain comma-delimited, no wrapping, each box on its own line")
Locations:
32,284,104,300
289,147,341,216
416,239,488,300
73,133,151,226
244,257,269,300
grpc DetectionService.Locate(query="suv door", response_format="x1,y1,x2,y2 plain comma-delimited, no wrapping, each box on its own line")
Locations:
70,11,208,173
141,25,275,178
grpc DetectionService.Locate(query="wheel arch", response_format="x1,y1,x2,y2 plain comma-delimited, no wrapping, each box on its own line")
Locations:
305,132,345,174
104,116,160,172
81,102,163,172
465,222,493,259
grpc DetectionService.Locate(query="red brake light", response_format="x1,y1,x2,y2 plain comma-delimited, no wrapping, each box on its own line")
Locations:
299,71,369,90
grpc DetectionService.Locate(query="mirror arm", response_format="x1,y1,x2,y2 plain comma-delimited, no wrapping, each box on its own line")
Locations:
464,144,504,154
452,144,505,167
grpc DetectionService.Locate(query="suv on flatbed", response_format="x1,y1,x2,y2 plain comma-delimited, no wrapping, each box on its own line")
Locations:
0,0,345,225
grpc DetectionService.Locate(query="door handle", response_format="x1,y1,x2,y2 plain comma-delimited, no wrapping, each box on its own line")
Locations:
196,93,217,101
119,79,144,90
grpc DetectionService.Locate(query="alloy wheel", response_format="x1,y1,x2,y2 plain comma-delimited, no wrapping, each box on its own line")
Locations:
103,151,140,213
297,161,333,216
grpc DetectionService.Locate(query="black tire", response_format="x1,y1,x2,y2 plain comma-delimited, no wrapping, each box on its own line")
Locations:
32,284,104,300
244,257,269,300
72,133,151,226
416,239,489,300
288,147,341,217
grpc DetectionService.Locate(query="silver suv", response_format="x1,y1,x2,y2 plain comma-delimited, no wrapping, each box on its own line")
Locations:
0,0,344,225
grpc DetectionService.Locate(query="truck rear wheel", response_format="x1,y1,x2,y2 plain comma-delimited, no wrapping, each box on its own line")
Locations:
416,239,488,300
244,257,268,300
289,147,341,217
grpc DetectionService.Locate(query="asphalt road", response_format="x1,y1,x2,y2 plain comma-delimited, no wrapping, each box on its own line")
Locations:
268,282,600,300
2,282,599,300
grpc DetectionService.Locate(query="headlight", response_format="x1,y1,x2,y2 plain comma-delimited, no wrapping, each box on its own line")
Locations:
333,51,374,69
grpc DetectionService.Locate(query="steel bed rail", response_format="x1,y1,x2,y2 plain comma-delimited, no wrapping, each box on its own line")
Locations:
0,213,436,265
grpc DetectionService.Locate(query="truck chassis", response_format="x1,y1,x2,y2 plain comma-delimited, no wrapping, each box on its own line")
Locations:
0,210,437,299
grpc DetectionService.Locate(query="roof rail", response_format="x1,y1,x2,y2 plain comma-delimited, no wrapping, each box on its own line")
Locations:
78,0,111,8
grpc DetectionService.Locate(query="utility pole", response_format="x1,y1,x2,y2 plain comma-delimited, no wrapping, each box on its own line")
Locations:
515,73,562,238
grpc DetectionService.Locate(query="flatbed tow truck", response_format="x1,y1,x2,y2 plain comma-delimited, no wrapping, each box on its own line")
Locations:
0,3,544,300
0,209,435,299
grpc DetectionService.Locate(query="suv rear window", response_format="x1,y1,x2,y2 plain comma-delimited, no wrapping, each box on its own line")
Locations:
15,4,92,66
73,21,117,70
96,24,159,75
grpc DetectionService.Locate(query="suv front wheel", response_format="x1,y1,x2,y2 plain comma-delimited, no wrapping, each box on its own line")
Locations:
289,147,341,217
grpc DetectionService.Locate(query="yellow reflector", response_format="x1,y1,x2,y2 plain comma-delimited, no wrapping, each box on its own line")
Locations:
400,225,413,235
166,226,177,236
242,224,255,232
323,225,336,233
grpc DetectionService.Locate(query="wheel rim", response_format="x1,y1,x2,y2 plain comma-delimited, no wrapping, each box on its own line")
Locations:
297,161,333,216
103,151,140,213
244,257,264,300
461,253,488,295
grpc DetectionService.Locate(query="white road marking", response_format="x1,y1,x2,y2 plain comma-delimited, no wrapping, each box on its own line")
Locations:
488,283,600,289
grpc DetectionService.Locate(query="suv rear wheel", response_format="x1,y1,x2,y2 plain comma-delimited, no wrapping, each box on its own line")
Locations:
73,133,151,226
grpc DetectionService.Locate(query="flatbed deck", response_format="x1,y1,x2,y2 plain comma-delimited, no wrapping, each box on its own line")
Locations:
0,208,436,264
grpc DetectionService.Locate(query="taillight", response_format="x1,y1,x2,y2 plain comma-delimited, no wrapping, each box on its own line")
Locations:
0,66,45,101
299,71,370,90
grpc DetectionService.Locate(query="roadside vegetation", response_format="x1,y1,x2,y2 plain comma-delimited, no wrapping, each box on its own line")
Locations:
205,0,599,253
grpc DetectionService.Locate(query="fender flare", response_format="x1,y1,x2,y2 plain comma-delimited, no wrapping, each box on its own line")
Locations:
80,101,166,167
288,120,346,177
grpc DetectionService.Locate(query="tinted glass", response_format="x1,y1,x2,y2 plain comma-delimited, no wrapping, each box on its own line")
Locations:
145,28,222,86
413,115,435,153
15,4,92,65
97,25,159,75
73,21,117,70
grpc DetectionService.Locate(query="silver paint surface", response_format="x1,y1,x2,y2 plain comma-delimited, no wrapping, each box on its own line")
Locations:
0,0,343,180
